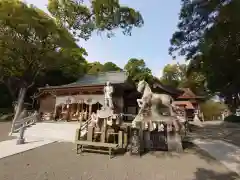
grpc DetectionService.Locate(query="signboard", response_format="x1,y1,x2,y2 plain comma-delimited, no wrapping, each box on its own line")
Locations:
130,128,141,156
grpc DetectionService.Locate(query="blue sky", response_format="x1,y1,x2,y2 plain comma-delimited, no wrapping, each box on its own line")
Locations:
25,0,183,77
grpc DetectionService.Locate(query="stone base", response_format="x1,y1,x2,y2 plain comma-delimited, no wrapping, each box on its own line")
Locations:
167,133,183,153
16,138,25,145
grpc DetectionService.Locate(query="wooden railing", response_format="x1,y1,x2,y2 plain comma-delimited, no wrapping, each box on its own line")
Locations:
120,113,136,118
79,118,92,137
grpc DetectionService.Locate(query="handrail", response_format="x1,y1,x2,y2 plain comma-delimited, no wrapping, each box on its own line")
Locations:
80,118,92,131
13,113,39,133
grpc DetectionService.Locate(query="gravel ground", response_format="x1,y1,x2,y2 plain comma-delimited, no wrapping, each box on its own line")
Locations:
0,142,239,180
0,122,14,142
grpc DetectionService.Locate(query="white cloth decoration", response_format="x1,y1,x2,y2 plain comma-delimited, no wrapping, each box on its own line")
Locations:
55,95,105,106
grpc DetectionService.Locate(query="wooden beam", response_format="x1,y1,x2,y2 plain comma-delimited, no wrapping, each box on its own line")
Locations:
39,85,104,96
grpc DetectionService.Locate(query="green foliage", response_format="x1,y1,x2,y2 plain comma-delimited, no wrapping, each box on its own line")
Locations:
57,48,88,78
87,62,104,74
0,0,144,109
0,0,86,86
200,100,227,120
0,0,81,84
160,63,206,95
160,64,186,88
169,0,233,59
0,0,89,107
47,0,144,40
102,62,122,72
224,115,240,123
124,58,152,83
86,61,121,74
170,0,240,109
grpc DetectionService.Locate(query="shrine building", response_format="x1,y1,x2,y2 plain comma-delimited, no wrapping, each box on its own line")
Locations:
35,71,202,122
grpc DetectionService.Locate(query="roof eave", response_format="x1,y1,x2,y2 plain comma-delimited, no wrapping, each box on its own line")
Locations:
38,83,105,91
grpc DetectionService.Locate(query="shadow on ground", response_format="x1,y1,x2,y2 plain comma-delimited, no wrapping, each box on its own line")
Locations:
193,168,239,180
183,141,220,163
0,141,239,180
148,141,219,163
148,140,240,179
189,121,240,147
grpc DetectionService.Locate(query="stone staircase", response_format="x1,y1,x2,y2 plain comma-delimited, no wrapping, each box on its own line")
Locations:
12,122,86,142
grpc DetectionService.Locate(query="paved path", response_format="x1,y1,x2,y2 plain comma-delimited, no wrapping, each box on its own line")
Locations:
190,121,240,147
193,138,240,176
12,122,80,142
190,121,240,176
0,137,55,159
0,122,14,142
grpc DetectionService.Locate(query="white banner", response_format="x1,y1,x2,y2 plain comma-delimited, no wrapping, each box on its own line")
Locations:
55,95,104,106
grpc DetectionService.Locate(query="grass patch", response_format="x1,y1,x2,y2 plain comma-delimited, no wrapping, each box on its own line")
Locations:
224,115,240,123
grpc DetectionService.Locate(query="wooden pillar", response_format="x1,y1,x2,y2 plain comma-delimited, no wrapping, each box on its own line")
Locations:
70,104,73,121
61,104,64,113
77,103,80,114
89,104,92,117
53,105,57,120
101,118,107,143
87,126,93,141
118,131,123,148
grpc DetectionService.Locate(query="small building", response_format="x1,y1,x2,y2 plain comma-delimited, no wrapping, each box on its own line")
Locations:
173,88,205,120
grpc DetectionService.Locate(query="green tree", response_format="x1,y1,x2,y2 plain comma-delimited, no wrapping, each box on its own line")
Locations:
0,0,86,133
0,0,79,96
47,0,144,40
200,100,227,120
86,61,121,74
169,0,234,59
87,62,104,74
124,58,152,83
160,63,206,95
160,64,186,88
35,47,88,87
57,48,88,77
170,0,240,110
0,0,143,133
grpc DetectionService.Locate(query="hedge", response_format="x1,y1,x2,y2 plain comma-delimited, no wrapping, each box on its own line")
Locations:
224,115,240,123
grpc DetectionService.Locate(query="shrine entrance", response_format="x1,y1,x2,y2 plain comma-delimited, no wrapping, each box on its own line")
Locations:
53,95,104,122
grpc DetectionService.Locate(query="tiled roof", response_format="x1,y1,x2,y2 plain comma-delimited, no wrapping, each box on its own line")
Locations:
152,78,183,96
39,71,128,90
64,71,127,87
178,88,197,99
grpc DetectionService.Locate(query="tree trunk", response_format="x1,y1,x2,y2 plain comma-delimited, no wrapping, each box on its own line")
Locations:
9,87,27,135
